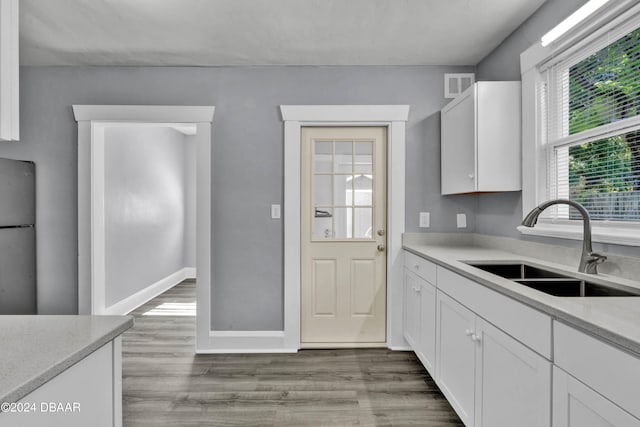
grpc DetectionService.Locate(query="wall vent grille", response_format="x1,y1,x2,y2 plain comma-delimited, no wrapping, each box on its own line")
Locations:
444,73,475,99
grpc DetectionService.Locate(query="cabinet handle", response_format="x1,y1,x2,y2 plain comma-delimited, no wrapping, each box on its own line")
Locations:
471,334,482,343
468,174,475,179
465,329,474,336
415,286,421,293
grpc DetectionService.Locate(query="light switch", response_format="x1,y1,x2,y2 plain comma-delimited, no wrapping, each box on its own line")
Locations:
271,204,281,219
457,213,467,228
419,212,430,228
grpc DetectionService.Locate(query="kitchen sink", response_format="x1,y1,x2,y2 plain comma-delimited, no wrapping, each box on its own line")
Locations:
513,279,640,297
465,262,640,297
468,262,571,280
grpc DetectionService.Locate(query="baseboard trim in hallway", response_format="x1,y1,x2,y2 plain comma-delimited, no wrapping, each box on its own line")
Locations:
104,267,196,315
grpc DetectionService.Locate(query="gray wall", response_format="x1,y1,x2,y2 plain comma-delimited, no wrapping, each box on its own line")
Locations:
475,0,588,243
0,65,473,328
473,0,639,257
104,126,192,307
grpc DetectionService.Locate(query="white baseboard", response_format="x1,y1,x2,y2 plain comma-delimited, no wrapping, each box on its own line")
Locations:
195,331,407,354
388,346,412,351
104,268,193,315
196,330,298,354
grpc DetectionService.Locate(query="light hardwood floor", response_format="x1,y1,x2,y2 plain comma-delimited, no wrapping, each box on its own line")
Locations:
122,281,463,426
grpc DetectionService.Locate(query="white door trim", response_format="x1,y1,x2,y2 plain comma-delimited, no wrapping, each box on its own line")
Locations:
281,105,410,351
73,105,214,352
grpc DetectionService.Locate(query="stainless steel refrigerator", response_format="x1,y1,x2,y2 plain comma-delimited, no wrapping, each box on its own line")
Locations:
0,157,36,314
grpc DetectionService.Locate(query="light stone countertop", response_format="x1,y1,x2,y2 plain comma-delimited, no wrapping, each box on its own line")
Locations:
0,315,133,403
403,234,640,356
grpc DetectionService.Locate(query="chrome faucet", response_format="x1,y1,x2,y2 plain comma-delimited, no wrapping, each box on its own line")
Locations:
521,199,607,274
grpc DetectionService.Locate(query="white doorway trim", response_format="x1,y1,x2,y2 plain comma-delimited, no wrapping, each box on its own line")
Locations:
73,106,214,348
281,105,410,351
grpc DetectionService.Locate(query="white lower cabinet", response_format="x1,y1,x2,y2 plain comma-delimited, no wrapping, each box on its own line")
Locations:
403,269,421,349
402,250,640,427
403,268,436,374
553,321,640,425
474,318,551,427
2,338,122,427
435,291,551,427
553,367,640,427
435,291,476,426
416,276,436,374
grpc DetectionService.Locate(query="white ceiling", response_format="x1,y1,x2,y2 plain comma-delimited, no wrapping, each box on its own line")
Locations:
19,0,547,66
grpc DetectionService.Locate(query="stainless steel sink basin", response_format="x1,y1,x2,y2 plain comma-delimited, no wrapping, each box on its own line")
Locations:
465,262,640,297
513,279,640,297
468,262,570,280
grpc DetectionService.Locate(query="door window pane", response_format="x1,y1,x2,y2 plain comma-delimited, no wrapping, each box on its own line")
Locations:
313,208,333,239
354,208,372,238
313,175,332,206
354,141,373,173
334,141,353,173
334,175,352,206
314,141,333,173
333,207,352,238
353,175,373,206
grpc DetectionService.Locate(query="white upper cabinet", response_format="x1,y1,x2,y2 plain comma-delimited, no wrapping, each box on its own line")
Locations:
441,81,521,195
0,0,18,141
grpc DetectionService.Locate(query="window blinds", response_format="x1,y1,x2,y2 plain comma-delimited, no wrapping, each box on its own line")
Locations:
542,21,640,222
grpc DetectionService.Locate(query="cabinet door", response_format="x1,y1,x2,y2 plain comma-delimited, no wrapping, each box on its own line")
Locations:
403,269,421,349
553,367,640,427
441,88,476,195
436,291,476,427
474,318,551,427
2,341,117,427
416,279,436,375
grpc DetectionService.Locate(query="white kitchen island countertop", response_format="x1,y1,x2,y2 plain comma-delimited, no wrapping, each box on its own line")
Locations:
0,315,133,404
403,234,640,356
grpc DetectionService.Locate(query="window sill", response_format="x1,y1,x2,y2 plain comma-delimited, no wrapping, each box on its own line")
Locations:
517,222,640,247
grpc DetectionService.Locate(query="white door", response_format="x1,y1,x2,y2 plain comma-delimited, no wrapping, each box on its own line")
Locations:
300,126,387,348
553,367,640,427
474,318,551,427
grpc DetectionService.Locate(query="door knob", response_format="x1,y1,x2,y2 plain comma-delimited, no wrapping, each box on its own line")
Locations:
377,229,386,236
377,244,385,252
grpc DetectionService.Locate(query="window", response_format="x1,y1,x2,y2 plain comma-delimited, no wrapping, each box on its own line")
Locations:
521,2,640,245
544,23,640,222
311,139,374,240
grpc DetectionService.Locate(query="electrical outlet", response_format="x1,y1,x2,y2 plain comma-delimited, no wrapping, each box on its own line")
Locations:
419,212,430,228
271,204,281,219
456,213,467,228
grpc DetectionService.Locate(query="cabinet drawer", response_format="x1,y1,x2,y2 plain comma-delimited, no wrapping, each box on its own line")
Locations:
404,251,437,284
554,321,640,419
437,266,551,359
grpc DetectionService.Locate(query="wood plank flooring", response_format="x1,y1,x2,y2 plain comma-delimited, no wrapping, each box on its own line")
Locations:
122,281,463,426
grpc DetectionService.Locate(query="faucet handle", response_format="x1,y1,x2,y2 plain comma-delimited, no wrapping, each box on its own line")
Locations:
588,252,607,264
584,252,607,274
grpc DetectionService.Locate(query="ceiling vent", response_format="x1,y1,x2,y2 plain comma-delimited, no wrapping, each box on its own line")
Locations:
444,73,475,99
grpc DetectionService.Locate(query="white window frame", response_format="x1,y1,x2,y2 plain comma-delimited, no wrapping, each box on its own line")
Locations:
520,0,640,247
